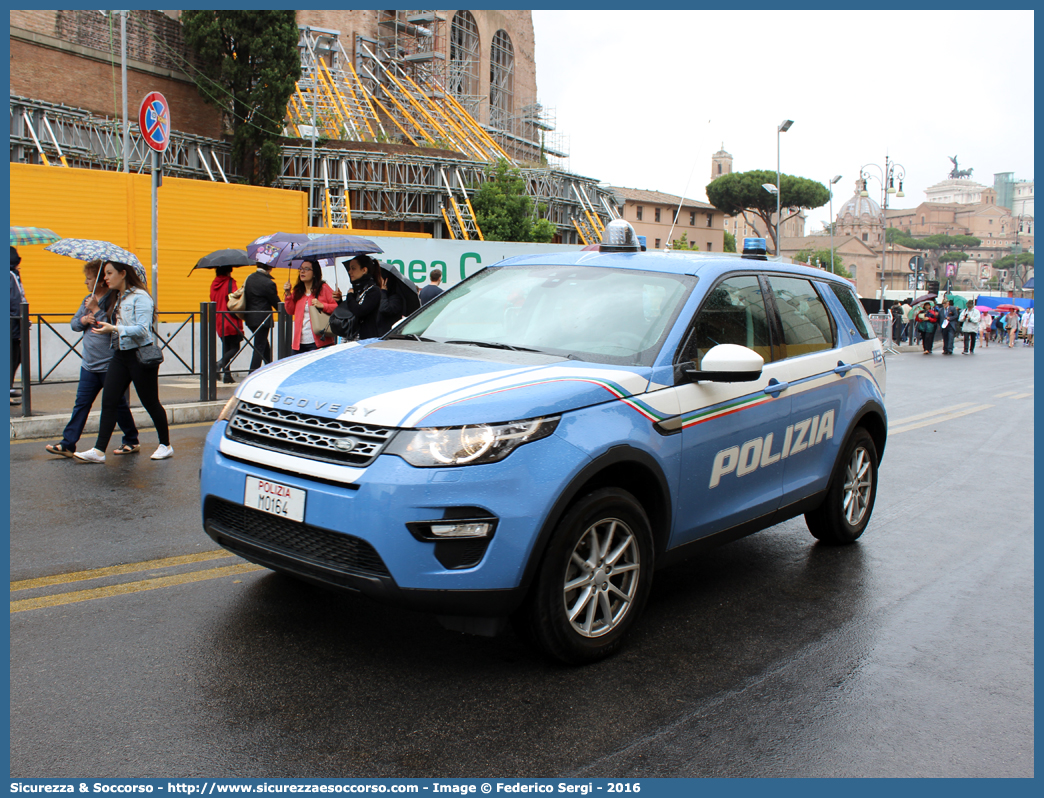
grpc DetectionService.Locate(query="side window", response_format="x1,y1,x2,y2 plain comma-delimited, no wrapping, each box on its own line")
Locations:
829,283,872,340
766,275,836,358
679,275,773,368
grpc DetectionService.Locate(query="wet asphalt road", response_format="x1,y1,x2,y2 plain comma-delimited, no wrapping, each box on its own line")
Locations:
9,344,1034,778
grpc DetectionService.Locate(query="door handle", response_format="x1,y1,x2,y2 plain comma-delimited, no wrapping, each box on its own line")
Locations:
833,361,853,375
764,378,789,395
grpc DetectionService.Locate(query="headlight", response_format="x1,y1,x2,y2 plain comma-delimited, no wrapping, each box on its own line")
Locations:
217,396,240,422
388,416,560,467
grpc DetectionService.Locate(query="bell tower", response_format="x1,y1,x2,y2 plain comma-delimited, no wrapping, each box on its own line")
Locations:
711,145,733,181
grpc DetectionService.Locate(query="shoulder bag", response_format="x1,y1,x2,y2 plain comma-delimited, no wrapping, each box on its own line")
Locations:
135,341,164,366
309,302,334,340
227,286,247,318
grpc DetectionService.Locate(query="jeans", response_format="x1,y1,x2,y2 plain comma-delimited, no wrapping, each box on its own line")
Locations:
94,348,169,451
61,366,138,452
962,332,977,353
247,319,273,372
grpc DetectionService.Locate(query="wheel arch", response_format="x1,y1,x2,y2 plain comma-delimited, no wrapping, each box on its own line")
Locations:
518,445,672,596
851,401,887,462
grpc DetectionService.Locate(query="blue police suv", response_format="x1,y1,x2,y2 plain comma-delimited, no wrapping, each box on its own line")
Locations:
201,222,887,663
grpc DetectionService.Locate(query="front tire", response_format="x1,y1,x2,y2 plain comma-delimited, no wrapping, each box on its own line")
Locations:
805,427,878,544
521,488,654,664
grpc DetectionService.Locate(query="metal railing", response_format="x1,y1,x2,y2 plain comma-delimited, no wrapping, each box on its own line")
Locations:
10,303,292,417
868,312,900,355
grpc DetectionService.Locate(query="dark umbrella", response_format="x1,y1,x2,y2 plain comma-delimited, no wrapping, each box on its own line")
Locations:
296,234,383,261
379,261,421,316
912,293,937,305
187,248,254,276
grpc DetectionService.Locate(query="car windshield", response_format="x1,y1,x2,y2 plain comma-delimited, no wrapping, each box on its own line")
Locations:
398,264,697,366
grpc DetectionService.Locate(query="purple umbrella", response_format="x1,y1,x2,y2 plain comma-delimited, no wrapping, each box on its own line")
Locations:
246,232,314,276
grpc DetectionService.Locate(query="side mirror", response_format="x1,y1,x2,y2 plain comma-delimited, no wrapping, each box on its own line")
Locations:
682,343,764,383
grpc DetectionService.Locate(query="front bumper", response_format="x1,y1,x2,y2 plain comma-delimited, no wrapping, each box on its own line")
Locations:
200,421,588,616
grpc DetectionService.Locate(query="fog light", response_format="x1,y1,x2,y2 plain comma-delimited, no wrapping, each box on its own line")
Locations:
406,516,499,541
430,522,493,538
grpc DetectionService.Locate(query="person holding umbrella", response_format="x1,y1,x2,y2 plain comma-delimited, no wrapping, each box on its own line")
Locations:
74,260,172,463
243,261,280,372
332,255,382,340
978,308,992,347
914,300,939,354
283,259,337,353
45,260,140,457
1005,307,1021,347
210,265,244,383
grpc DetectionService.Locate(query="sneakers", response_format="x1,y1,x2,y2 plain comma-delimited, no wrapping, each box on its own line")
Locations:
74,448,106,464
151,444,174,460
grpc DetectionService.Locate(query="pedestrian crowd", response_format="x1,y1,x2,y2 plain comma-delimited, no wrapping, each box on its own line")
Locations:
890,295,1033,356
18,247,433,465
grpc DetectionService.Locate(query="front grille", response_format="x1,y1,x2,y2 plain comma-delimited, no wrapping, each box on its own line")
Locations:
205,496,390,577
226,401,395,467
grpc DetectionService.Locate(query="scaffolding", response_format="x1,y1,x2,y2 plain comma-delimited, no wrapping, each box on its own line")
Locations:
448,11,482,120
10,94,611,244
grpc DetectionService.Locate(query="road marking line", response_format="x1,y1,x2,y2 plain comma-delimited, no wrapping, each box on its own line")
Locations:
890,404,994,435
11,550,236,592
1009,393,1032,399
994,391,1017,398
11,563,264,613
888,403,975,427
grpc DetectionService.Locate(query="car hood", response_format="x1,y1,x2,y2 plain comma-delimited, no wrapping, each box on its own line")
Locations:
234,340,654,429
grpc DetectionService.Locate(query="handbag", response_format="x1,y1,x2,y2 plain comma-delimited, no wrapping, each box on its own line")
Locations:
309,302,333,340
329,305,358,340
135,341,164,366
227,286,247,318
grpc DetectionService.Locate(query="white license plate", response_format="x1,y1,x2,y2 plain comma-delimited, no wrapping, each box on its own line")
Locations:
244,476,306,523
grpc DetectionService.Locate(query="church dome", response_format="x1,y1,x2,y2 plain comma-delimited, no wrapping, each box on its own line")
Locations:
838,178,882,222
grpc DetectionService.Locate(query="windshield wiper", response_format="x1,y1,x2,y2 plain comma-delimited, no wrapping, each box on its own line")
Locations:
444,339,544,353
384,333,436,342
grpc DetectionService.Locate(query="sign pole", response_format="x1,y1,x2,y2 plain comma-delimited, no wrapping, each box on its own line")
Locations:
138,90,170,310
151,149,159,308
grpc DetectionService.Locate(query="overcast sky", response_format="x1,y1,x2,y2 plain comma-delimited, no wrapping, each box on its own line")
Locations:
532,10,1035,233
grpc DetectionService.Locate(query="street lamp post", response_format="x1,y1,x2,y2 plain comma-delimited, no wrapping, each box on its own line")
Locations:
774,119,793,256
828,174,842,274
861,156,905,311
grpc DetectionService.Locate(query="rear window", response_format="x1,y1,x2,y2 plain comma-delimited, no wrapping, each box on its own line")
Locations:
829,283,872,340
766,275,836,358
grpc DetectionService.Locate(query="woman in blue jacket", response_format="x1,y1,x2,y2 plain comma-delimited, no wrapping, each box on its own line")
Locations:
74,261,172,463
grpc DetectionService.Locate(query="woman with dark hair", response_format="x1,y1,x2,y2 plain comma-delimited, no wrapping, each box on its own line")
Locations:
210,264,244,383
332,254,382,340
283,259,337,353
74,261,172,463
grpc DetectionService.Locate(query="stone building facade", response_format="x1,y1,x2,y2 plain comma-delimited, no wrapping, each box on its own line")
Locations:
10,10,540,148
10,10,223,138
610,187,724,252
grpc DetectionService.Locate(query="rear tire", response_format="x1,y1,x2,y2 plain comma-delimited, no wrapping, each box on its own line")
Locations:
521,488,654,664
805,427,878,544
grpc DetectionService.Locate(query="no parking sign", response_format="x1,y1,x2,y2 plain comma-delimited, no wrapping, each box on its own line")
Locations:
138,91,170,152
